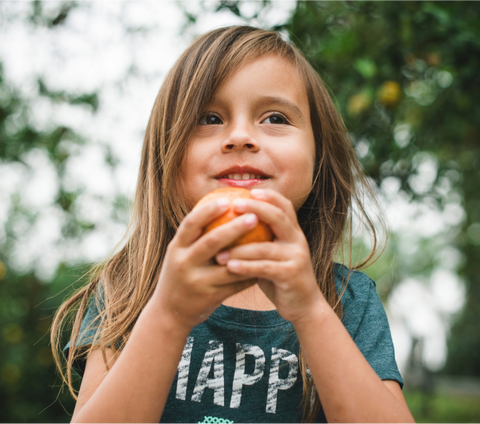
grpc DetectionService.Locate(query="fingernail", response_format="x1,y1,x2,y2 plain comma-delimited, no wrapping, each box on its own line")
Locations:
251,189,265,198
244,213,257,226
233,198,248,210
216,251,229,264
216,197,230,208
228,259,240,271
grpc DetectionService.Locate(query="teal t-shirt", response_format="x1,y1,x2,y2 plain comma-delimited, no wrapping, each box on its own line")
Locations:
65,264,403,423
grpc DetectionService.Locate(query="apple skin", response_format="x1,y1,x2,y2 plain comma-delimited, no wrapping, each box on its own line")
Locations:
195,187,274,247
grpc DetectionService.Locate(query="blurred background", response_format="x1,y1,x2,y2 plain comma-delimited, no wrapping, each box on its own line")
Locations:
0,1,479,422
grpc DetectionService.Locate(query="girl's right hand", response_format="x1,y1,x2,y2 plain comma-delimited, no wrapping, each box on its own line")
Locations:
152,197,259,330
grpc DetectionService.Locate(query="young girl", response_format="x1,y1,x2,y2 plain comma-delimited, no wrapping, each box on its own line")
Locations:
51,26,414,423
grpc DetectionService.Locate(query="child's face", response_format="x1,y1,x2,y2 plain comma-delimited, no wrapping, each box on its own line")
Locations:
179,54,315,212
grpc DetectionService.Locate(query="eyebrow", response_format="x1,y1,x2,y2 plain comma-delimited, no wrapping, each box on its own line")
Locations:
208,94,305,119
255,96,304,119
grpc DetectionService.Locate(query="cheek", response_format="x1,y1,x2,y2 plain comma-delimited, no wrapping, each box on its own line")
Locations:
177,145,213,209
298,139,316,201
281,150,315,211
176,168,190,210
303,137,316,185
177,150,196,208
290,144,315,178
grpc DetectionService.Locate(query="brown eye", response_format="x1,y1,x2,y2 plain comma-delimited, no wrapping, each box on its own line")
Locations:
199,114,223,125
262,113,289,124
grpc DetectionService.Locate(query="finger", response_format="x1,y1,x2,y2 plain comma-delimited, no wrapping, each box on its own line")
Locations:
225,259,298,282
232,198,298,243
195,266,258,299
225,259,287,281
198,262,256,286
189,213,260,265
250,188,299,224
215,242,287,265
173,198,230,247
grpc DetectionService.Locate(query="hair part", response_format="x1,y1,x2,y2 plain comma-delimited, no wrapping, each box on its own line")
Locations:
51,25,384,422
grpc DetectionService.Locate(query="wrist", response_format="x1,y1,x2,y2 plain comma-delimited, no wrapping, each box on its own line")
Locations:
142,296,193,339
290,296,332,334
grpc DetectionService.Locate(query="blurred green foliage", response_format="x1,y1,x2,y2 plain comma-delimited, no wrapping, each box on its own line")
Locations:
0,264,84,422
404,390,480,423
1,1,480,422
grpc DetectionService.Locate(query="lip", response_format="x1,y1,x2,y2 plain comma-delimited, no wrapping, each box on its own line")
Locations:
217,177,268,188
215,165,270,179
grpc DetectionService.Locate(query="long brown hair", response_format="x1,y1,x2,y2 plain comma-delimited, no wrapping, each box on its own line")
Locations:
51,25,383,422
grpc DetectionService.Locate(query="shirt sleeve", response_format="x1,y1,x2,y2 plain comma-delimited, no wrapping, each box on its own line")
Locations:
63,292,104,377
342,271,403,389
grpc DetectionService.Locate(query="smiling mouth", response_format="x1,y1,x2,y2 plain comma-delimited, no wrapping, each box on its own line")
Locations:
219,173,269,180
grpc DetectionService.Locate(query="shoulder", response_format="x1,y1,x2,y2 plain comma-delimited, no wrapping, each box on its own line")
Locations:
333,262,376,306
332,262,383,337
63,283,106,375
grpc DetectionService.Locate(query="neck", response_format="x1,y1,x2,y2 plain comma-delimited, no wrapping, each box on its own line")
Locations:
222,281,276,311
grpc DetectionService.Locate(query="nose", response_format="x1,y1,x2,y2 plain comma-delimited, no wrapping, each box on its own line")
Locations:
221,121,260,152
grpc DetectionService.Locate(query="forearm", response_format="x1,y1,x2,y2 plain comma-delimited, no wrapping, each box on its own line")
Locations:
293,302,414,423
72,299,191,423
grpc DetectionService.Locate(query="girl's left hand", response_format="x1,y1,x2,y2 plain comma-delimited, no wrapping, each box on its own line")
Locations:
215,188,326,324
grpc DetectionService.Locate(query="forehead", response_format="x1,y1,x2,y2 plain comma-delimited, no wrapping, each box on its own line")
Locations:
212,54,309,111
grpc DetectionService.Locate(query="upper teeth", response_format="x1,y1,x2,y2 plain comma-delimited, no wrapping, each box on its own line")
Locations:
224,173,266,180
